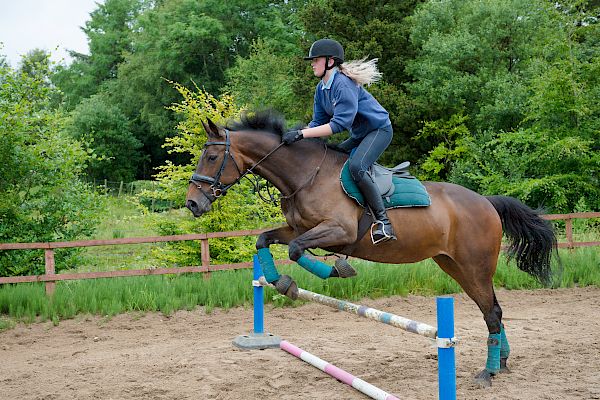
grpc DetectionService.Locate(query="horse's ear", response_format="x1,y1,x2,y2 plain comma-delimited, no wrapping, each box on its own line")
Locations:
203,118,224,139
201,120,211,135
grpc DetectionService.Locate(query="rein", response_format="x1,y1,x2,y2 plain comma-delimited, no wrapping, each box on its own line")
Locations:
189,129,326,204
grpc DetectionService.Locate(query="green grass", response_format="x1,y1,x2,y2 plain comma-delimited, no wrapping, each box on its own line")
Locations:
0,247,598,330
64,196,192,273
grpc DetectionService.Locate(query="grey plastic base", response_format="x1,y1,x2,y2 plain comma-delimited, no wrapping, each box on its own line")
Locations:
232,332,282,350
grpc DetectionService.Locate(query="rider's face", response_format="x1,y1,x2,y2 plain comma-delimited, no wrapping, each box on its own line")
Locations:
311,57,330,78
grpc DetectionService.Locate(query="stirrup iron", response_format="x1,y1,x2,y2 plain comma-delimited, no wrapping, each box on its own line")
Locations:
370,220,396,245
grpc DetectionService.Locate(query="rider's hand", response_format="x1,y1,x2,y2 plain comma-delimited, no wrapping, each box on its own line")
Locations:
282,129,304,145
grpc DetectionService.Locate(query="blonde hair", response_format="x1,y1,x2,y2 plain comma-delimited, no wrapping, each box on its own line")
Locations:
338,58,382,86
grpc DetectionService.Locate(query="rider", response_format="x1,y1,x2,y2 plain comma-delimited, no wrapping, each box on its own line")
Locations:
282,38,396,244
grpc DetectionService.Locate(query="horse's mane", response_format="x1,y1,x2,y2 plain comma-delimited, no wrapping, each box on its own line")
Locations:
227,109,350,155
227,109,286,136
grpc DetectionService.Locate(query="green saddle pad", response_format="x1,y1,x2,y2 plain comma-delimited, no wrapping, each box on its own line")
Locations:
340,162,431,209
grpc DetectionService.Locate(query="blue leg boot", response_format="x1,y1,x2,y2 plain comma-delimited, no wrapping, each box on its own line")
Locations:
474,333,501,387
297,255,333,279
257,248,298,300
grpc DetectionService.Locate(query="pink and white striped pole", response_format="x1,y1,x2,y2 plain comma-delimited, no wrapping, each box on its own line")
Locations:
280,340,400,400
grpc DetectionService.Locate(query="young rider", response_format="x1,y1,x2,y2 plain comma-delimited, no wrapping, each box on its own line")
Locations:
282,38,396,244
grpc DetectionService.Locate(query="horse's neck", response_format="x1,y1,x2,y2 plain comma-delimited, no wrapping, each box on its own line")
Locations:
235,132,338,196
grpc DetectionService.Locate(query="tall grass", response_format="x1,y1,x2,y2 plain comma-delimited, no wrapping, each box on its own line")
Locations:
1,194,597,330
0,247,598,330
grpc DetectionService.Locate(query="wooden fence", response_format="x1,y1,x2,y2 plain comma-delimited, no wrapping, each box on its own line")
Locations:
0,212,598,295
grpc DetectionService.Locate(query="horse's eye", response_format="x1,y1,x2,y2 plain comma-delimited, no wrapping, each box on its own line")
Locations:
208,154,218,162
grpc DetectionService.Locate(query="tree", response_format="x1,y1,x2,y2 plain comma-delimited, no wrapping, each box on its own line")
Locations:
0,64,102,276
225,39,303,122
406,0,599,211
51,0,146,110
103,0,298,177
406,0,561,132
450,130,600,212
67,91,143,181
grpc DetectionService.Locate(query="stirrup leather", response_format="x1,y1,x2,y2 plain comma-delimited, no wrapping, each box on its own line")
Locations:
370,220,396,245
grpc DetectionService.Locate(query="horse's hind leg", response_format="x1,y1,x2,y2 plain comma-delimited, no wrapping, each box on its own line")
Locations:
433,254,504,387
284,220,357,289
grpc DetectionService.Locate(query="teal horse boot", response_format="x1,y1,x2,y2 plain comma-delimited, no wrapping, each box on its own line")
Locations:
474,333,501,387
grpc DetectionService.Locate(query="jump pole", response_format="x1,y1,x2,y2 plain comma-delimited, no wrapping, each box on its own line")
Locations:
280,340,400,400
296,288,438,339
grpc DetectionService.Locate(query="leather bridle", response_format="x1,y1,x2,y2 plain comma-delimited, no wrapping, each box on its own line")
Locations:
189,129,284,202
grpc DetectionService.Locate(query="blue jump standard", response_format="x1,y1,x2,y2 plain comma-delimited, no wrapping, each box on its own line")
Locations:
232,255,281,349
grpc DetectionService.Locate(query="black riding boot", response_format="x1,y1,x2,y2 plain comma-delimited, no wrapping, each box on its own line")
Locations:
355,173,397,244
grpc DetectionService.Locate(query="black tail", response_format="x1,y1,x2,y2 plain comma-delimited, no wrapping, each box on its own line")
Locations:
486,195,557,286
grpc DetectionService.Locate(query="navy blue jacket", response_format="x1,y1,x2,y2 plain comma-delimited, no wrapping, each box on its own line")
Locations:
308,70,390,140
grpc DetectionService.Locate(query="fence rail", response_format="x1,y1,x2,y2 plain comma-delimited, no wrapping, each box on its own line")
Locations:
1,212,599,295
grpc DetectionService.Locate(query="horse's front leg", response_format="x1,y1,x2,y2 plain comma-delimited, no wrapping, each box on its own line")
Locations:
256,225,296,250
288,220,355,260
255,226,300,299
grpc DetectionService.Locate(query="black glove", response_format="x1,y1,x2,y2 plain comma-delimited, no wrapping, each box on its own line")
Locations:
282,129,304,145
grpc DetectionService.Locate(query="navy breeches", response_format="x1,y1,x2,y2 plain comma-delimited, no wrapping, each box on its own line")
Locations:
343,125,393,181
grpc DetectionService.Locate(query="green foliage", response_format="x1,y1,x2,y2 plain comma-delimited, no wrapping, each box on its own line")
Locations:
407,0,560,132
138,82,285,265
450,129,600,211
225,39,304,123
407,0,599,212
110,0,296,176
66,92,143,181
51,0,145,110
0,65,103,276
8,0,598,216
413,113,470,180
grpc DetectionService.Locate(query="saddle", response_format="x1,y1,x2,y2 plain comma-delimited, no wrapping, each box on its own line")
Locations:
370,161,413,201
340,161,430,209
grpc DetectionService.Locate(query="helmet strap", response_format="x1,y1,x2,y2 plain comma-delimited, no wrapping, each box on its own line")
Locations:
320,56,335,79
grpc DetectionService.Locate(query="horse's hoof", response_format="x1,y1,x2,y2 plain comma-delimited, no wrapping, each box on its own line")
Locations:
332,259,357,278
473,369,494,387
274,275,298,300
499,358,510,373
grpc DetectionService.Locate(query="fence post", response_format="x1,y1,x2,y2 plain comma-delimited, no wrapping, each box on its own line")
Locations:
201,239,211,279
565,218,574,249
118,181,124,197
44,249,56,296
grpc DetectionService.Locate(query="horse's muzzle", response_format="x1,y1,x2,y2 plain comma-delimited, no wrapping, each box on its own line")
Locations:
185,198,211,217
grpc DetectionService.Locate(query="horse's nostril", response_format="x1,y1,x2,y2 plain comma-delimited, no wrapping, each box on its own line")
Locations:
186,199,198,211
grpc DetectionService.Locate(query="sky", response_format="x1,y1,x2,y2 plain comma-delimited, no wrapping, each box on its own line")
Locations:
0,0,104,68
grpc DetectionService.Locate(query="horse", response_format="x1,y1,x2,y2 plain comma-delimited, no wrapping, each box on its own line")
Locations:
185,112,556,387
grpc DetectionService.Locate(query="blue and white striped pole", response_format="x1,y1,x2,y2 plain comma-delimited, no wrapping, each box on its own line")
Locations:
436,296,457,400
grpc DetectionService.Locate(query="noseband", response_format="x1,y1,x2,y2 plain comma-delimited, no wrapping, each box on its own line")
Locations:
189,129,284,202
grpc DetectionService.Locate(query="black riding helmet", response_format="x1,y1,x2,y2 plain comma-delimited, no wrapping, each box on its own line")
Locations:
304,39,344,78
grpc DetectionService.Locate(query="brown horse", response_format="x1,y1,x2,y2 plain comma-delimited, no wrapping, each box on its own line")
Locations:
185,113,556,387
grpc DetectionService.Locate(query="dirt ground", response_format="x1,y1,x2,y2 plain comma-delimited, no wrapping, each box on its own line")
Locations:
1,286,599,400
